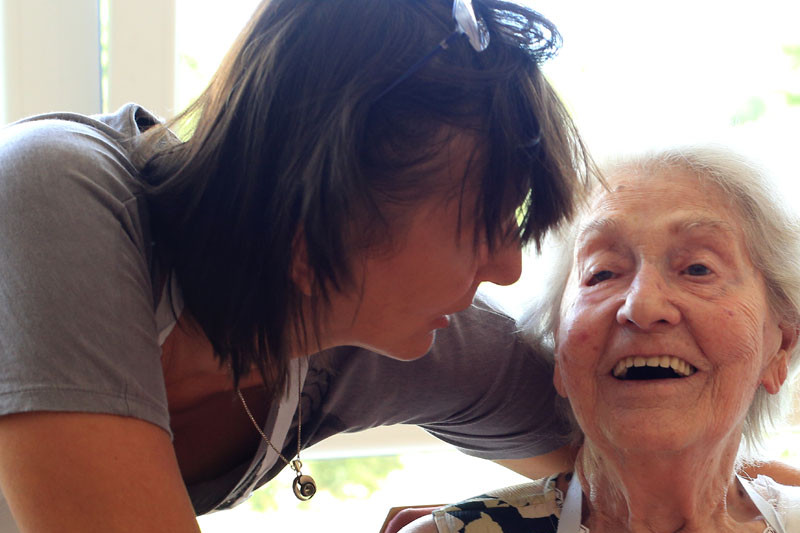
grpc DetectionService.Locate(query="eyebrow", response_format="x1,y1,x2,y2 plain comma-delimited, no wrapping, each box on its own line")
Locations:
575,215,738,246
575,218,621,244
675,217,737,237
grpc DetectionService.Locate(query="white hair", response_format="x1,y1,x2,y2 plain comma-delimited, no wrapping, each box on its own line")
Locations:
520,145,800,453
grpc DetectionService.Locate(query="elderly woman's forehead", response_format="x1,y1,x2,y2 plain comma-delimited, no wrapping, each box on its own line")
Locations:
571,166,753,250
587,165,734,213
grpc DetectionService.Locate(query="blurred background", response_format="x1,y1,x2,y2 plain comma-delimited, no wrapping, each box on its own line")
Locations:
2,0,798,531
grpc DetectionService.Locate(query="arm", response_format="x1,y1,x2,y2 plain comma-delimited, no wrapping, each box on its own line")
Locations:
397,515,438,533
0,412,200,533
494,448,800,487
493,445,800,487
0,117,195,530
493,444,576,480
382,507,442,533
740,460,800,487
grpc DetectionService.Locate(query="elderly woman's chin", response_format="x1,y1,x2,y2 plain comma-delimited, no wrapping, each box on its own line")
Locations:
559,359,764,460
583,404,748,457
574,377,758,455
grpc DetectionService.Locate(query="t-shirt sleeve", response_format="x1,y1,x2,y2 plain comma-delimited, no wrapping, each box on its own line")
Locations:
0,117,170,434
302,296,571,459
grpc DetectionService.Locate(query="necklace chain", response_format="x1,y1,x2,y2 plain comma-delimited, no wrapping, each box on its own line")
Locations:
235,364,316,500
236,388,299,468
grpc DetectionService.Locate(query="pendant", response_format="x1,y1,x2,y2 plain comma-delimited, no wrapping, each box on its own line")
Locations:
290,459,316,501
293,474,316,501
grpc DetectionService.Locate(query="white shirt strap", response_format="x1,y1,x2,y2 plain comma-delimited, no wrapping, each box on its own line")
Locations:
556,474,587,533
737,474,785,533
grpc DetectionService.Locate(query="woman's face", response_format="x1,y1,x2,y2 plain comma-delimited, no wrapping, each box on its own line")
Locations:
317,138,523,360
553,168,791,453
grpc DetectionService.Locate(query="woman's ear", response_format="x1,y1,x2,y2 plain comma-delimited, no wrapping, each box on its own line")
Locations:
761,322,798,395
290,232,313,296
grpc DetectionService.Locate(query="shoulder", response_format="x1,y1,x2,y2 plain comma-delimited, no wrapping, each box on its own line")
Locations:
449,293,519,334
0,108,155,259
423,293,546,369
435,292,552,361
431,474,563,533
0,108,169,436
1,109,144,199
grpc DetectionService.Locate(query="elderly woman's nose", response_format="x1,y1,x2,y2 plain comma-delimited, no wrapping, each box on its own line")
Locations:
616,265,681,329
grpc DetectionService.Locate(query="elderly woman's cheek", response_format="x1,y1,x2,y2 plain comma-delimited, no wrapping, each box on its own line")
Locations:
728,299,772,364
557,296,597,346
706,299,774,412
554,330,603,396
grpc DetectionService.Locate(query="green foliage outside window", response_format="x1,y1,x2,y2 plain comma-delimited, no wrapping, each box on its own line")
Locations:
731,97,767,125
731,43,800,125
783,45,800,106
247,455,403,512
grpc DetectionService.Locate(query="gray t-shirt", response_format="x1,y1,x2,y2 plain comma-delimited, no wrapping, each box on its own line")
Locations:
0,105,569,516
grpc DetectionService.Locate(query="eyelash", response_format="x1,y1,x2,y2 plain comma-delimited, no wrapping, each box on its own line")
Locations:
586,262,713,287
681,263,712,276
587,270,614,286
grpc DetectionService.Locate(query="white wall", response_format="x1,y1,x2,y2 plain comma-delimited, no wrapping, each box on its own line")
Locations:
0,0,175,125
0,0,101,124
107,0,175,119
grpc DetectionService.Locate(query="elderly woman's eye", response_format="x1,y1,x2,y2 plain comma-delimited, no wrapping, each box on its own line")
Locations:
684,263,712,276
587,270,614,286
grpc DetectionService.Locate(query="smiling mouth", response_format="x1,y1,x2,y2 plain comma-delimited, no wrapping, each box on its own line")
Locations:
612,356,697,380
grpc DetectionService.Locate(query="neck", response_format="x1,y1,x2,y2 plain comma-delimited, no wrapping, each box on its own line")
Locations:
575,436,763,533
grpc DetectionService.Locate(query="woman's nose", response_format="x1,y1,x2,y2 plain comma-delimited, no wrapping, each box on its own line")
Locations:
616,265,681,329
477,236,523,287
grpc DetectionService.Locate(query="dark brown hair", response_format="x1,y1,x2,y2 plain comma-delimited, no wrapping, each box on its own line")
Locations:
142,0,593,395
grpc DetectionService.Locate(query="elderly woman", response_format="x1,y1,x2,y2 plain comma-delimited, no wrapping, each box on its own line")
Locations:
401,146,800,532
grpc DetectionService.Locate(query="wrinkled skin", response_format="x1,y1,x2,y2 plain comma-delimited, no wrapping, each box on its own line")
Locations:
553,168,794,532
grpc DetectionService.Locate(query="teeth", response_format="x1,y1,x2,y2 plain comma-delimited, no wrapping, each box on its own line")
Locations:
612,356,696,379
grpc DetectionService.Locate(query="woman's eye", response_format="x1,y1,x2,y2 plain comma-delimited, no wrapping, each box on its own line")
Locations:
587,270,614,286
684,263,712,276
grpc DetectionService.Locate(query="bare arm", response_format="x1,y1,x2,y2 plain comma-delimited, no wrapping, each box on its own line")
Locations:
494,447,800,487
398,515,438,533
741,460,800,486
493,444,576,480
0,412,201,533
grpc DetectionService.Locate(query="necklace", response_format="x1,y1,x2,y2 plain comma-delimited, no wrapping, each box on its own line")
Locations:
236,370,316,501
